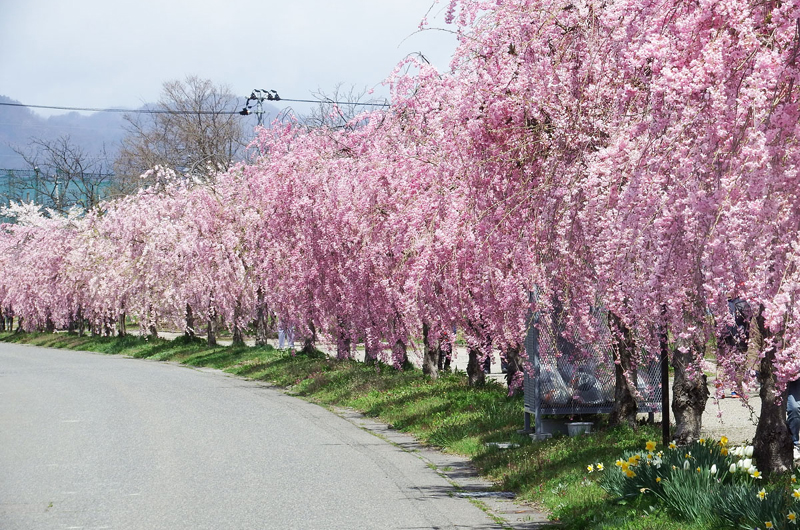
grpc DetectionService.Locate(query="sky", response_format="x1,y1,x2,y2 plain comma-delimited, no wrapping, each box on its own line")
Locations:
0,0,459,117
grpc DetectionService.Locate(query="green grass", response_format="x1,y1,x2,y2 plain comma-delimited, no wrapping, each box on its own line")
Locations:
0,331,735,529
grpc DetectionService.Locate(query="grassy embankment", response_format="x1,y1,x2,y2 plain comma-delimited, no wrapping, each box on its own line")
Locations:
2,331,712,530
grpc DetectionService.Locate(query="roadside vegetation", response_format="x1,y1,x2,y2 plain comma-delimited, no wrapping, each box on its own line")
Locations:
7,331,773,530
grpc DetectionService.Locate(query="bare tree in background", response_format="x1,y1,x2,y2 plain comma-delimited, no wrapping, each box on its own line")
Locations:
12,135,113,214
114,76,247,193
303,84,388,131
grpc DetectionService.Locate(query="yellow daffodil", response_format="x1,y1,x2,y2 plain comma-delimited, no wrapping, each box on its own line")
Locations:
789,512,797,524
596,463,604,471
720,436,728,446
696,467,701,473
621,462,630,471
615,459,624,467
793,488,800,499
721,447,729,456
625,469,636,478
758,488,767,501
646,441,657,452
793,475,797,484
669,441,677,449
699,438,706,444
587,464,594,473
655,477,662,483
766,521,774,529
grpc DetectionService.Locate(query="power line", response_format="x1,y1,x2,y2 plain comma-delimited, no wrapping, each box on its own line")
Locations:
0,97,390,115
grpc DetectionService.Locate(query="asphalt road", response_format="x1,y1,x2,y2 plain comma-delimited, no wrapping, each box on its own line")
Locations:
0,344,505,530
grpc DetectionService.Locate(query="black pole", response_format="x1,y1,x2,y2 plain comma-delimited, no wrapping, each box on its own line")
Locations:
659,306,670,446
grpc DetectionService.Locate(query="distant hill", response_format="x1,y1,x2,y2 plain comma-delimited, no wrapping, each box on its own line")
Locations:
0,96,127,170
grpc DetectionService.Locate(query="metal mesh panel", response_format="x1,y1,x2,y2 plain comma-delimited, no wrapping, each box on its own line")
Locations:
524,306,663,423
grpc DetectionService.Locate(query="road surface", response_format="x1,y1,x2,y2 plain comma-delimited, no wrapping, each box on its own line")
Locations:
0,343,512,529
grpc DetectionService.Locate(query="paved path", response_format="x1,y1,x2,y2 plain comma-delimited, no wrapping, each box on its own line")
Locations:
0,344,547,529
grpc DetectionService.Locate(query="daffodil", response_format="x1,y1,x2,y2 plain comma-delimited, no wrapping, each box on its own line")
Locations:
758,488,768,501
696,467,701,473
789,512,797,524
793,475,797,484
655,477,662,483
792,488,800,499
720,447,728,456
646,441,657,452
596,463,604,471
625,469,636,478
669,441,677,449
587,464,594,473
699,438,706,444
720,436,728,446
751,469,763,480
766,521,774,528
615,459,624,467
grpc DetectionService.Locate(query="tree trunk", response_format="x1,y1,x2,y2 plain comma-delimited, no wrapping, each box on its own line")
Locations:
232,299,245,347
392,338,410,369
300,320,317,355
671,339,709,445
750,305,793,475
467,347,486,386
207,306,218,347
504,342,524,395
184,304,195,339
609,313,638,428
118,311,127,337
438,333,452,372
255,288,269,347
422,322,439,380
337,320,351,360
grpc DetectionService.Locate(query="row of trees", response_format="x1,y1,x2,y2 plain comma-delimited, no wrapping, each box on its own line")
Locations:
3,0,800,473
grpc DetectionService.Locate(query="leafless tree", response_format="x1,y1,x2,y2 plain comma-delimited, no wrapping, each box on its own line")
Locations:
303,84,388,131
11,135,113,214
113,76,247,193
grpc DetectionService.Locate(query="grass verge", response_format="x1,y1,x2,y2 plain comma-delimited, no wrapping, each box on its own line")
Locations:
3,332,714,529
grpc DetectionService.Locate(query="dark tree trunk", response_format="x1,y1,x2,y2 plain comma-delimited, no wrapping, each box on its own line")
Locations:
184,304,195,339
609,313,638,428
207,306,218,347
44,313,55,334
255,288,269,347
232,299,245,347
438,334,452,372
671,339,709,445
750,305,793,475
467,347,486,386
300,320,317,355
118,311,126,337
422,322,439,380
504,342,524,395
336,320,351,360
393,338,410,369
15,316,22,333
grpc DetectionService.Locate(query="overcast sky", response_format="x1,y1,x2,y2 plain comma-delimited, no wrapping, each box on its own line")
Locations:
0,0,458,117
